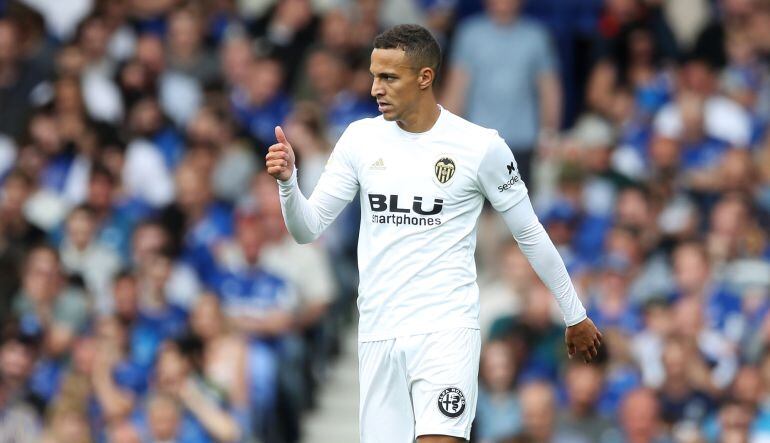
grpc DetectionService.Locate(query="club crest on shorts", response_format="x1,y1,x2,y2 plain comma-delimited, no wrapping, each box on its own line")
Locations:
434,157,456,185
437,387,466,418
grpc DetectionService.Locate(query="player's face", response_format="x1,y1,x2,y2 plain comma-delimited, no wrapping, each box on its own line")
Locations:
370,48,422,122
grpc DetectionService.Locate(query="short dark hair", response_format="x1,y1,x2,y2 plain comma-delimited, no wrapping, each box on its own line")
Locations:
69,203,96,219
89,162,116,185
373,24,441,73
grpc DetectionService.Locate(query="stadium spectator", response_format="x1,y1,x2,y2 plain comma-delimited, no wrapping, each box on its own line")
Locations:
632,299,675,388
301,47,378,141
58,204,123,314
253,172,336,330
111,272,139,326
187,106,259,203
654,57,751,148
0,324,42,417
231,56,293,150
585,253,641,334
13,245,89,358
713,398,754,442
220,33,255,91
206,205,296,438
556,359,614,442
122,97,177,208
130,219,202,310
39,401,93,443
74,14,124,125
134,341,241,443
77,163,136,260
700,364,768,441
0,170,44,323
475,340,521,442
519,381,589,443
166,6,220,88
249,0,319,85
693,0,755,70
443,0,562,184
0,18,49,140
587,18,676,129
671,296,738,393
170,160,234,273
107,420,142,443
670,242,743,342
282,102,332,195
617,388,672,443
38,319,143,441
490,283,566,382
478,243,536,339
131,247,190,370
0,375,41,442
656,334,718,427
188,294,249,412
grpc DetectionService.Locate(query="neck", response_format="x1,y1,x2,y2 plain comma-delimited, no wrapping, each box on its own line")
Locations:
0,63,18,87
396,96,440,133
171,45,198,61
244,254,260,267
186,204,208,223
628,434,654,443
663,377,688,396
683,283,707,298
532,428,552,443
92,206,109,222
725,13,749,26
491,12,518,25
570,403,592,417
144,285,167,308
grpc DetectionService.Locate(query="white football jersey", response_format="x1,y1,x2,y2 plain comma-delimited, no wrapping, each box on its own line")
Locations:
315,107,528,341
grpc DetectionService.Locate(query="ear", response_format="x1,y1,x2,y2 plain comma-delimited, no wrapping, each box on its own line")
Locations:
417,67,435,90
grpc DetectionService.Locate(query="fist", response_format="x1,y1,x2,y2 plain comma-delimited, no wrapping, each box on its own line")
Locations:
266,126,296,182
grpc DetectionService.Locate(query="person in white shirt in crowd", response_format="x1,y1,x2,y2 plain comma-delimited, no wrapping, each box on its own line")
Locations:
59,204,122,314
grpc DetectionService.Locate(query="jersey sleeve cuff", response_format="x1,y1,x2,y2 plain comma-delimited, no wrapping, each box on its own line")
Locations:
564,310,588,327
277,167,298,192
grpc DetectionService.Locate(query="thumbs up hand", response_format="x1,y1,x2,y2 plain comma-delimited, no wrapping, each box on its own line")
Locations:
266,126,296,182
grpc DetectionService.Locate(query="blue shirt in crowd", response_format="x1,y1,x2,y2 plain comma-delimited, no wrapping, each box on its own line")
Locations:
231,90,293,148
450,15,557,150
131,303,188,369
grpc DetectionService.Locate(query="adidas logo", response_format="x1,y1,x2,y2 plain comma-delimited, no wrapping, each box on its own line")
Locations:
370,158,386,170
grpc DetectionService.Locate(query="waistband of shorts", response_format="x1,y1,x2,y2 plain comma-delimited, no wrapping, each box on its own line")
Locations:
357,320,480,342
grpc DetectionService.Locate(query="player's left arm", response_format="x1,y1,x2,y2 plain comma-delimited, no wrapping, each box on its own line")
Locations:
477,135,602,363
499,197,602,363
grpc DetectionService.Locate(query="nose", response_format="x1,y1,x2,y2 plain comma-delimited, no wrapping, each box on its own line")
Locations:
371,78,383,98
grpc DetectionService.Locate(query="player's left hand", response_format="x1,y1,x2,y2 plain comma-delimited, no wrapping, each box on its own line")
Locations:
565,317,602,363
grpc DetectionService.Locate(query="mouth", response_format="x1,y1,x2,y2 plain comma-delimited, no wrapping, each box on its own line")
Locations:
377,102,391,113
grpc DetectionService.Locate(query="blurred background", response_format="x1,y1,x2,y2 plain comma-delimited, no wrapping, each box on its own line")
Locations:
0,0,770,442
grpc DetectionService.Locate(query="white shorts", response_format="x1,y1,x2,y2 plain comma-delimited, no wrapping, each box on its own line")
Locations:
358,328,480,442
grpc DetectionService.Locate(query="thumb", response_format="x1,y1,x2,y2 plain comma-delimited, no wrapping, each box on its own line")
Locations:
275,125,289,146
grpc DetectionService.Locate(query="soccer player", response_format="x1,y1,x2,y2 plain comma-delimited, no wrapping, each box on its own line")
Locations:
265,24,601,443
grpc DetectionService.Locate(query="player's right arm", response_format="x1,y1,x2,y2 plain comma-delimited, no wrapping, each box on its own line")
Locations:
266,125,358,244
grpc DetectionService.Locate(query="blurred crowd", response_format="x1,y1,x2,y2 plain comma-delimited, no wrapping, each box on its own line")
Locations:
0,0,770,442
